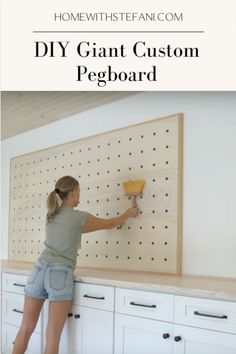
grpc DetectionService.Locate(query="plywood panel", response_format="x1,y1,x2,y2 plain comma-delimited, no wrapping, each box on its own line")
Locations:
8,114,183,275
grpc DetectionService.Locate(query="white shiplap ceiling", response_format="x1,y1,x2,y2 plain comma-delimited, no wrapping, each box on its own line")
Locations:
1,91,136,140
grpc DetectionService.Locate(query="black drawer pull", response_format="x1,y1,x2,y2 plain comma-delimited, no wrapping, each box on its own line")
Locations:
83,294,105,300
12,341,15,345
74,314,80,319
68,313,73,317
162,333,170,339
130,301,156,308
174,336,181,342
13,283,25,288
13,308,23,314
194,311,228,319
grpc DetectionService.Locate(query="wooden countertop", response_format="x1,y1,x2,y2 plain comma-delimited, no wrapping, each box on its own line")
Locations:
1,260,236,302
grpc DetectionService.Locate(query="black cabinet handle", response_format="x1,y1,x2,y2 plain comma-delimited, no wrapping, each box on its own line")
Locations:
162,333,170,339
129,301,156,308
12,341,15,345
13,283,25,288
74,314,80,319
194,311,228,319
83,294,105,300
13,308,23,314
68,313,73,317
174,336,182,342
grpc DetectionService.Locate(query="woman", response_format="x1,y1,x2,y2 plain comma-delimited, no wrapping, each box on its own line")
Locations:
13,175,140,354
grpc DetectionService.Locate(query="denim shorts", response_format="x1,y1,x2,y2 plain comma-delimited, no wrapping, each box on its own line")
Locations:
24,259,75,301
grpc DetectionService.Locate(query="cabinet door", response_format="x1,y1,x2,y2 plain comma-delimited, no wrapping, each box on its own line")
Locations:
114,313,173,354
173,324,236,354
2,323,42,354
44,302,113,354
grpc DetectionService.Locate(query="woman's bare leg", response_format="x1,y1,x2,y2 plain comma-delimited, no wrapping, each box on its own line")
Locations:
44,299,72,354
12,295,45,354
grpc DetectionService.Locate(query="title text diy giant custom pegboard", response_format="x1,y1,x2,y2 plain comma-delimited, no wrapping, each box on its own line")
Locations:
9,114,183,275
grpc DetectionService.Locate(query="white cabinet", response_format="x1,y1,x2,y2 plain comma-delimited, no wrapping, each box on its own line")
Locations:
43,282,115,354
1,272,43,354
174,296,236,354
173,324,236,354
114,313,173,354
60,305,113,354
114,287,236,354
114,287,174,354
2,323,41,354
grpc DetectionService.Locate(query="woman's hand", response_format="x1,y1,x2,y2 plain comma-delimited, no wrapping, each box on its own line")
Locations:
125,196,140,218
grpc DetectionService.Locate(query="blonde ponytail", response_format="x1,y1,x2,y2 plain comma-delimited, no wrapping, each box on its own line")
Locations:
46,175,79,222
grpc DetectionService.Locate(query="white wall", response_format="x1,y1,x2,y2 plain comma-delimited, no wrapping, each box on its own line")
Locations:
1,92,236,278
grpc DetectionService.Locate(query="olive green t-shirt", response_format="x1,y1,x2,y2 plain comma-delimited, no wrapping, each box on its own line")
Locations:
38,205,89,268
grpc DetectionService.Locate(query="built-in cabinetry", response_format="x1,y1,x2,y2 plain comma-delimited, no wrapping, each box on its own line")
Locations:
1,271,236,354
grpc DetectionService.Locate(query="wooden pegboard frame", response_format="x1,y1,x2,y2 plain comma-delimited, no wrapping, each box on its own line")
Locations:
8,114,183,275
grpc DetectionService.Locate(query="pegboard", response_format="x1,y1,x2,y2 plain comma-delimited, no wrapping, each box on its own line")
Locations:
8,114,183,275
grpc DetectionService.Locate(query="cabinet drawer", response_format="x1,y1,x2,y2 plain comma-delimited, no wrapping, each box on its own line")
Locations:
115,288,174,322
175,296,236,334
2,323,42,354
2,292,42,333
2,272,28,295
74,282,115,311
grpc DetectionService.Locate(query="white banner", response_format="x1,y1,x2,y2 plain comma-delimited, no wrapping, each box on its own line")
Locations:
1,0,236,90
